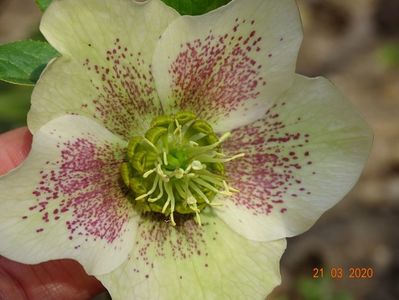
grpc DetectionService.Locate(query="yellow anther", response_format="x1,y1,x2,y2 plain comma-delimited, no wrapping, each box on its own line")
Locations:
173,168,185,179
191,160,203,170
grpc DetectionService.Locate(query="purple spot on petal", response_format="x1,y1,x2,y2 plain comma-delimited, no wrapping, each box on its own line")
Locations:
80,39,160,139
170,21,266,123
27,136,129,244
224,103,314,215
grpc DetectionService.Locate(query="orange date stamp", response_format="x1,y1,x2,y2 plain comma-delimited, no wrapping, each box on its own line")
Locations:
312,267,374,279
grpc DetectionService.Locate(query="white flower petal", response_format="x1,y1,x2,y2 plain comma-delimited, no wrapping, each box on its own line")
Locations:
29,0,179,139
0,115,139,275
153,0,302,132
215,75,372,241
99,211,286,300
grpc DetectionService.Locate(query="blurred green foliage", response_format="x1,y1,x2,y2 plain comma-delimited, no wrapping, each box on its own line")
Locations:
0,82,31,133
0,29,45,133
296,278,352,300
377,42,399,69
35,0,53,11
275,277,353,300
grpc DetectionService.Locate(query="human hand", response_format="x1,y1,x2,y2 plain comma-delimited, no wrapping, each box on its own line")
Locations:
0,128,106,300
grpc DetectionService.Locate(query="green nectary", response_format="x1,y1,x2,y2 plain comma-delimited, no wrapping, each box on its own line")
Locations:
120,111,243,225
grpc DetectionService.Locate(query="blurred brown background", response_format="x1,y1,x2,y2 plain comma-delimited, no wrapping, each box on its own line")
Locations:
273,0,399,299
0,0,398,299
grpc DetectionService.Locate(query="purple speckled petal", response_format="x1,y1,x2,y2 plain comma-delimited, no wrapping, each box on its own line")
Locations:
215,75,372,241
28,0,179,139
153,0,302,132
98,211,286,300
0,115,139,275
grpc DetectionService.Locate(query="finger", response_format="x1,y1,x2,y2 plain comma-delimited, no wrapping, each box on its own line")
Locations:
0,257,105,300
0,127,32,175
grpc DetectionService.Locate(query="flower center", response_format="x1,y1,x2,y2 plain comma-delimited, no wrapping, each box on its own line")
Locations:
120,111,243,225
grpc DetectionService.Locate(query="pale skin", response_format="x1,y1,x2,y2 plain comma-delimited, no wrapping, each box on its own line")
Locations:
0,128,105,300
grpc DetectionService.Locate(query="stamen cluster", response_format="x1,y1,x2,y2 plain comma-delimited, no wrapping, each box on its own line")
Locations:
120,111,243,225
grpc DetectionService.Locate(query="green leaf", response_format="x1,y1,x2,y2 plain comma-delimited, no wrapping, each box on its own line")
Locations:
0,40,59,85
162,0,232,15
35,0,53,12
35,0,232,15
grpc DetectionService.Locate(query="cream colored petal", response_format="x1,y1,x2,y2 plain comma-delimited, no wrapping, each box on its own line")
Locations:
0,115,139,275
153,0,302,132
99,211,286,300
216,75,372,241
29,0,179,139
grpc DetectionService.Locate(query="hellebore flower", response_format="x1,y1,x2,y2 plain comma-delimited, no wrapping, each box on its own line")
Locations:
0,0,372,299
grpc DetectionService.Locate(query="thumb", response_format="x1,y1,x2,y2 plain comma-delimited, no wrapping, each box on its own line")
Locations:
0,127,32,175
0,256,105,300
